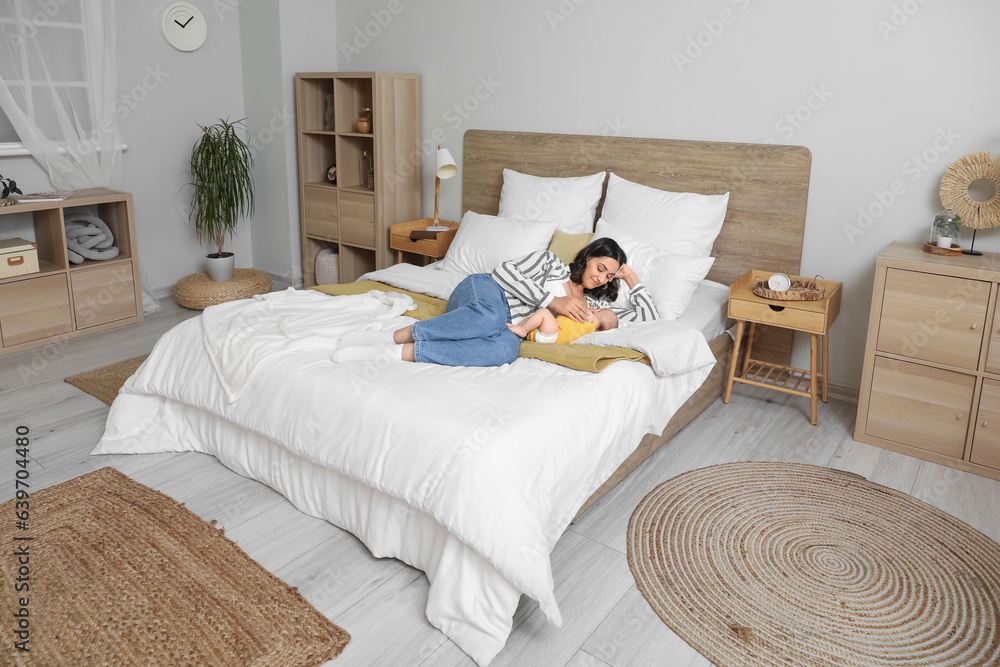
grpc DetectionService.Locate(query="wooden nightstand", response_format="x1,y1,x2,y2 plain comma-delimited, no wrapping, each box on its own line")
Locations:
390,219,459,264
723,270,842,425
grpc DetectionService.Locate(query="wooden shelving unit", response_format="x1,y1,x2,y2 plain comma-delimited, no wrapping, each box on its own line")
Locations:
294,72,421,286
0,188,143,356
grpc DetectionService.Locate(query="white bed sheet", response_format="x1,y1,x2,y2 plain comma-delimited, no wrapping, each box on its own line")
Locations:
94,269,719,665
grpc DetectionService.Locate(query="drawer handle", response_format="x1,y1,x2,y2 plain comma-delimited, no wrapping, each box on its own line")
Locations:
369,219,374,224
957,414,963,420
971,323,978,329
7,256,24,266
983,421,989,427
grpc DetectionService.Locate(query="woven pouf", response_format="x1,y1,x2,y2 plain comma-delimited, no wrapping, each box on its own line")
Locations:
174,269,272,310
628,462,1000,667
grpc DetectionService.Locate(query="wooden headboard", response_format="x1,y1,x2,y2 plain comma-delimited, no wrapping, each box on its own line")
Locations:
461,130,813,363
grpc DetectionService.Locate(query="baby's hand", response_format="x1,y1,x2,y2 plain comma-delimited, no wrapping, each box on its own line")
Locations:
506,322,528,339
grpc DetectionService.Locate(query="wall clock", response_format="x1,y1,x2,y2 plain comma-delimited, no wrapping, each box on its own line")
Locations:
158,2,207,52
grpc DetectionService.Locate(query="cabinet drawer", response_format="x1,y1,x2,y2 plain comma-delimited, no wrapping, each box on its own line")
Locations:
0,274,73,347
71,263,136,329
303,188,339,240
972,378,1000,470
876,268,989,370
866,356,974,458
728,298,826,333
339,192,375,247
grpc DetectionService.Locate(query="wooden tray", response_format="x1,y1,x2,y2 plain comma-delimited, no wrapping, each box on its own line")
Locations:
923,241,962,256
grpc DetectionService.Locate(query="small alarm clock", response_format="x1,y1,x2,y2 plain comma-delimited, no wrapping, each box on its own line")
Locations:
768,273,791,292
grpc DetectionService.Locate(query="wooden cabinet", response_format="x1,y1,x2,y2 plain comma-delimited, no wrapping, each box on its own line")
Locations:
855,242,1000,480
294,72,421,286
0,189,142,356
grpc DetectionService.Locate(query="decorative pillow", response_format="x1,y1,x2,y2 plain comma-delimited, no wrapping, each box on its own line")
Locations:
438,211,559,276
497,168,606,234
600,172,729,258
592,218,715,320
548,230,593,265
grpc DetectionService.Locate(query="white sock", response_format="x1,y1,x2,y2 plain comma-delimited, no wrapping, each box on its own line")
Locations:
338,329,396,348
332,342,403,363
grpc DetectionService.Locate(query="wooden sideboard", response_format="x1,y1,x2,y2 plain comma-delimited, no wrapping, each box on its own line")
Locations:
0,188,142,356
855,241,1000,480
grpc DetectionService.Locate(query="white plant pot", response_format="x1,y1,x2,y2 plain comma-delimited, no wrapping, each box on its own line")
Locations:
936,236,954,249
206,252,235,281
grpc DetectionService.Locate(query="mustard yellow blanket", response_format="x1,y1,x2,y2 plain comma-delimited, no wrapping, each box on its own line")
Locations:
311,281,650,373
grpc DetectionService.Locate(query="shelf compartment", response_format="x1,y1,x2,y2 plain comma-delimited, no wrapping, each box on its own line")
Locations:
334,77,373,134
300,133,337,186
337,135,376,191
303,236,338,289
297,77,336,132
337,243,376,283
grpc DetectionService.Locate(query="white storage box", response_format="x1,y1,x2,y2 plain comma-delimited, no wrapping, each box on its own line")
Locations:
0,237,39,278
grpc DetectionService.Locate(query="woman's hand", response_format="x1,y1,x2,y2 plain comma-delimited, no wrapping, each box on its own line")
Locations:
615,264,640,290
548,295,593,323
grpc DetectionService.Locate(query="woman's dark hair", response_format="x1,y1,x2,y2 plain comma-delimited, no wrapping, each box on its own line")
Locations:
570,237,627,302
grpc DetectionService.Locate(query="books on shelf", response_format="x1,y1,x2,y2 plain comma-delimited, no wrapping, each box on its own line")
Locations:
17,190,73,202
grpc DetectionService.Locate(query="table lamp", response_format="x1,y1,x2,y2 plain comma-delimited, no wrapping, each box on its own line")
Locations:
428,144,458,232
939,152,1000,256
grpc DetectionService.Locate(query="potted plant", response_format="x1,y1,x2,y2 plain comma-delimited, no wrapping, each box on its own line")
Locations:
188,118,254,281
932,208,961,249
0,173,22,206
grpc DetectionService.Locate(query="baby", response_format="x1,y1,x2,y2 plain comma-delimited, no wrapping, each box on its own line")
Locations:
507,307,618,344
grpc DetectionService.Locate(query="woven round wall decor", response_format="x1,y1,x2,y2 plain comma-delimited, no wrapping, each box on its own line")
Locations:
940,152,1000,229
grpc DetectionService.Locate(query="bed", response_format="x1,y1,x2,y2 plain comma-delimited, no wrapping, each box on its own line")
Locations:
94,130,812,665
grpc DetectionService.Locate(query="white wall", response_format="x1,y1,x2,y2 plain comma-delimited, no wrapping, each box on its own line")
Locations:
116,2,249,290
334,0,1000,388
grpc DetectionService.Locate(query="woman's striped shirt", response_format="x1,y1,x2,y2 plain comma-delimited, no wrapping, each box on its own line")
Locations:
490,250,658,324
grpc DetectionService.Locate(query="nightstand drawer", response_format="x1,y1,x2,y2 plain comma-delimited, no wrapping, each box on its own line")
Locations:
303,188,339,240
728,298,826,333
339,192,376,247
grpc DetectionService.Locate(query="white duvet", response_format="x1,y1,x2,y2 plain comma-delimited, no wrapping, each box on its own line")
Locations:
94,267,717,665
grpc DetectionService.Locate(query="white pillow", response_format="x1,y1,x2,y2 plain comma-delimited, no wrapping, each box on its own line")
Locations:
600,172,729,258
497,168,605,234
438,211,559,276
592,218,715,320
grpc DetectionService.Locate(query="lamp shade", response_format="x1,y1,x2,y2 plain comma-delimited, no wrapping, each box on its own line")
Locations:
436,147,458,180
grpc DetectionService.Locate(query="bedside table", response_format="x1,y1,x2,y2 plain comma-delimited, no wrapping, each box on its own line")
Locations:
723,270,842,425
390,219,459,264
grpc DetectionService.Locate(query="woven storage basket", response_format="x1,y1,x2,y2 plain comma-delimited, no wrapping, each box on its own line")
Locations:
315,248,338,285
752,277,825,301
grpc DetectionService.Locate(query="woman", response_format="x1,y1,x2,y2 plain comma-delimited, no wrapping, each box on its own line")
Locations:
333,237,657,366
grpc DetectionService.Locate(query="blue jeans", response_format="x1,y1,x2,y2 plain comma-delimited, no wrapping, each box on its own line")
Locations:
412,273,521,366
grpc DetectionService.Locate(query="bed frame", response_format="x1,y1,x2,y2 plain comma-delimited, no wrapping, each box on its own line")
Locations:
461,130,812,515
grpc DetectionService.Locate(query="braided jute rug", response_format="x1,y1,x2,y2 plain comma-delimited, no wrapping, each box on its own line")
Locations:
0,467,350,665
627,462,1000,666
64,354,149,406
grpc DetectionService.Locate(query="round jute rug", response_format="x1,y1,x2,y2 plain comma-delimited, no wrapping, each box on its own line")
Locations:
627,462,1000,666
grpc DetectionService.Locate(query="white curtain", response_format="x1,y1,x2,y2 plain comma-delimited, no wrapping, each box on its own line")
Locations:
0,0,120,188
0,0,160,313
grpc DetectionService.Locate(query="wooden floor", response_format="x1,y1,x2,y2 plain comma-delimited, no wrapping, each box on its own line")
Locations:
3,297,1000,667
